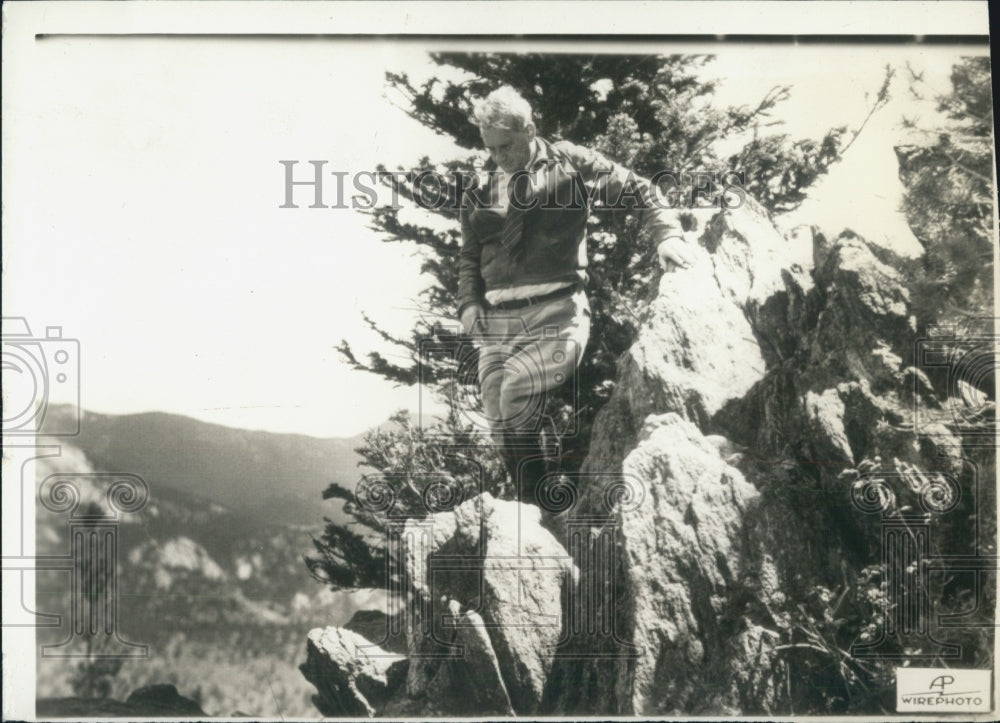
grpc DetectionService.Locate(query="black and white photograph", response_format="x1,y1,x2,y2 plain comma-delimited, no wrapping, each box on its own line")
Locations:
2,1,995,719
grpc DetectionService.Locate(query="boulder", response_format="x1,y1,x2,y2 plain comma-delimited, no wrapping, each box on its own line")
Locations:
619,202,800,434
344,609,407,655
300,626,405,717
547,414,779,715
395,493,574,715
384,606,515,717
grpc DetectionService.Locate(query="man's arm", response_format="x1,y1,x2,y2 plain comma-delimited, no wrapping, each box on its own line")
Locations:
457,198,487,334
553,140,695,270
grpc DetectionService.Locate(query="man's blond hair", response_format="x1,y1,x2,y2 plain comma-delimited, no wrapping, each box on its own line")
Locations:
471,85,534,131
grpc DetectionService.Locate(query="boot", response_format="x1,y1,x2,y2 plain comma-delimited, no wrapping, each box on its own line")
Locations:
500,436,548,507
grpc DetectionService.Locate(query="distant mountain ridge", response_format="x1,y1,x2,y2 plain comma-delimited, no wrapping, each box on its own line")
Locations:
33,437,373,717
43,405,370,526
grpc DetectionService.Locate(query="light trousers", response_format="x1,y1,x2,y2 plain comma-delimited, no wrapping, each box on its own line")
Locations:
476,289,591,439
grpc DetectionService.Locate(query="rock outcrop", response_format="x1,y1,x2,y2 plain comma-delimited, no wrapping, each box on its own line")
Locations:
303,494,573,716
541,198,809,714
303,195,987,716
343,609,407,655
300,627,406,716
396,493,574,715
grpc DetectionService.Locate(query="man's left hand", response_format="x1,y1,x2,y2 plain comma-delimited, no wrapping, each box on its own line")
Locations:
657,236,696,272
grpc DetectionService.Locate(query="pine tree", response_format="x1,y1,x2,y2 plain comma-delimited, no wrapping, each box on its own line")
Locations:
307,52,858,590
896,56,994,326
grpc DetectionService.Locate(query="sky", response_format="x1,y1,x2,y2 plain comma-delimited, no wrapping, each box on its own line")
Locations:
3,37,985,438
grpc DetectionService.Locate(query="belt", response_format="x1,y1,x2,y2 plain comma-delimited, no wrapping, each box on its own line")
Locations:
488,283,579,311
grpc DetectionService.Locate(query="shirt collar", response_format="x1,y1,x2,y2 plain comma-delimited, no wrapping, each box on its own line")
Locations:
529,138,550,169
482,137,547,173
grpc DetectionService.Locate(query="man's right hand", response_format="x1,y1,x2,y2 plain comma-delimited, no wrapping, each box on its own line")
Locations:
460,304,486,337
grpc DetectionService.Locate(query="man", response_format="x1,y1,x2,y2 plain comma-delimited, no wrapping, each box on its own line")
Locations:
457,85,694,509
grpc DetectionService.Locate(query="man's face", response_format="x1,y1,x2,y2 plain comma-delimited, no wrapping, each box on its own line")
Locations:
480,124,535,173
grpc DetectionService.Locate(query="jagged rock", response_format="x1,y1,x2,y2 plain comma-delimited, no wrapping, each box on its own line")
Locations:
810,231,915,390
629,203,798,430
384,606,516,716
394,493,574,715
344,609,407,655
303,186,985,716
37,684,206,717
544,209,944,715
450,610,516,715
589,202,807,465
804,387,856,465
718,231,921,463
621,414,767,713
623,265,767,429
548,414,777,715
300,626,405,717
702,197,805,308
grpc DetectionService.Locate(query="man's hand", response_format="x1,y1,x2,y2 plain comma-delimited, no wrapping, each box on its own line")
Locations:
460,303,487,337
657,236,696,272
